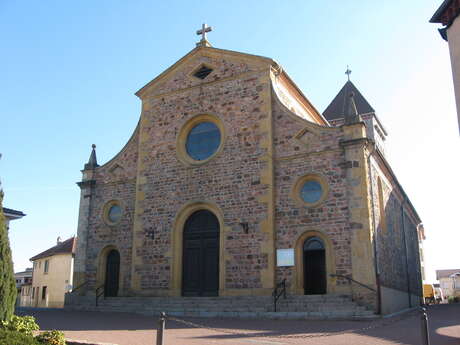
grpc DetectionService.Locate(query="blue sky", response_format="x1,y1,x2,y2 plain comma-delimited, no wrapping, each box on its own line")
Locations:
1,0,459,283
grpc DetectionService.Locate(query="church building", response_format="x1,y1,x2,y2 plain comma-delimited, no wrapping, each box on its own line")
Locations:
68,27,423,316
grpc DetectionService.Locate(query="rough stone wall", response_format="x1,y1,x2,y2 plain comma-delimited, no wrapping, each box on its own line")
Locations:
375,179,408,291
404,213,422,296
144,54,255,99
134,53,272,291
370,160,422,297
84,130,139,292
272,96,352,291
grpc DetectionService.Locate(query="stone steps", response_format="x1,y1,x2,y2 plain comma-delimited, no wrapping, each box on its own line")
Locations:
65,294,376,319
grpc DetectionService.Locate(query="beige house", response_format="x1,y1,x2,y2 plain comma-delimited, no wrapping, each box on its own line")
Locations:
29,237,76,308
436,269,460,300
431,0,460,134
14,268,33,306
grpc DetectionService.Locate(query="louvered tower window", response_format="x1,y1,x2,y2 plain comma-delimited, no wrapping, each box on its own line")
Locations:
193,65,213,80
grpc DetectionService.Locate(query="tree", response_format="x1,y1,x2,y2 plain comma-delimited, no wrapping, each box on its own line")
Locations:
0,190,17,321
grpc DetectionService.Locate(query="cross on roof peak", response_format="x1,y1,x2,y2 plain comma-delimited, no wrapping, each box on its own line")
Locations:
196,23,212,47
345,65,352,81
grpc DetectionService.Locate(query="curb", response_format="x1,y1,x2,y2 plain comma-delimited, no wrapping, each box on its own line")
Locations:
66,339,119,345
382,306,420,319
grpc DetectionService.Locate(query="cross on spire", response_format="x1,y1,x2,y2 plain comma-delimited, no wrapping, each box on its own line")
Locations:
196,23,212,47
345,65,352,81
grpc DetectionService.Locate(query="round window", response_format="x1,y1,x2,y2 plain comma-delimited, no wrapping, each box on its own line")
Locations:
185,122,221,161
107,204,122,224
300,180,323,204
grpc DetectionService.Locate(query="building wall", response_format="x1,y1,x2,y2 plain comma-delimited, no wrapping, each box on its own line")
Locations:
73,47,421,315
369,154,422,313
77,50,282,297
31,254,73,308
132,51,275,296
272,95,353,295
79,128,139,295
19,285,33,307
439,276,460,298
447,15,460,133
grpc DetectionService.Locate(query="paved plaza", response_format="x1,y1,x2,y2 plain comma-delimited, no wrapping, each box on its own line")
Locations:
18,304,460,345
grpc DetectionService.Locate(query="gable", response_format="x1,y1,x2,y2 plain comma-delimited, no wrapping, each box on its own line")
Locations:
135,46,275,99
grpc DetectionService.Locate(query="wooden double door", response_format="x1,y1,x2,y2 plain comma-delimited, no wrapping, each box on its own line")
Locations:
182,210,219,296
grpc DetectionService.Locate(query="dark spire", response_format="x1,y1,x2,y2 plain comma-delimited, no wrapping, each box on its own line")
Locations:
323,80,375,121
344,91,362,125
84,144,99,170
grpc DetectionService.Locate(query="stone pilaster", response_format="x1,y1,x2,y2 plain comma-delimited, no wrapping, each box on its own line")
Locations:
73,171,96,294
340,122,378,309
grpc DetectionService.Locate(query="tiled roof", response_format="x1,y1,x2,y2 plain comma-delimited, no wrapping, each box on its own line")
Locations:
436,269,460,280
323,81,375,121
29,237,76,261
430,0,460,26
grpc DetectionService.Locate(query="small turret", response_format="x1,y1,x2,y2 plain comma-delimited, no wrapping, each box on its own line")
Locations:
84,144,99,170
344,91,363,125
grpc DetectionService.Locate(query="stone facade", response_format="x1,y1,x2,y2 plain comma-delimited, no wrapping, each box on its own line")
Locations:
369,153,423,312
72,44,423,314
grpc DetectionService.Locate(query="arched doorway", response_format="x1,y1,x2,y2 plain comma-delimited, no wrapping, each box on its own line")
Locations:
182,210,219,296
104,249,120,297
303,237,326,295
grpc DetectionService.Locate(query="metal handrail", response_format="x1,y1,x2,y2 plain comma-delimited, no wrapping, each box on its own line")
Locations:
330,274,376,292
272,278,287,312
71,281,88,294
95,284,105,307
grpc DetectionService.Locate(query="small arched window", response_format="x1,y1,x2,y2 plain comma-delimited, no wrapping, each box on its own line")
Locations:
303,237,325,251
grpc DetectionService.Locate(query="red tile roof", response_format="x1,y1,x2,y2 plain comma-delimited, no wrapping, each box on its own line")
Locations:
29,237,76,261
430,0,460,26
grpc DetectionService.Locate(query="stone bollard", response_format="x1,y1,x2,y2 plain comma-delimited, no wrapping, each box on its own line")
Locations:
156,312,166,345
420,307,430,345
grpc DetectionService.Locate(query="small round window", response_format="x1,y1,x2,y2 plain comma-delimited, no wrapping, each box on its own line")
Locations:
300,180,323,204
185,122,221,161
104,201,122,225
108,205,122,223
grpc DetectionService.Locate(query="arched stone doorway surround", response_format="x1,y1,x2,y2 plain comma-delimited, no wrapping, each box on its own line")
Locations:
293,230,337,295
171,201,226,297
96,245,123,296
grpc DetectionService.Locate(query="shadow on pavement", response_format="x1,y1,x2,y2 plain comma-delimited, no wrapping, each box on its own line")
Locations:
16,304,460,345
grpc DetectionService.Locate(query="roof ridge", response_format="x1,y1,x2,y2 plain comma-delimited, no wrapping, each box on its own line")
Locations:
29,237,76,261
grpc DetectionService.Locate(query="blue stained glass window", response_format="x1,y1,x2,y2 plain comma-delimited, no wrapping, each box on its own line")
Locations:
186,122,221,161
300,180,323,203
108,205,122,223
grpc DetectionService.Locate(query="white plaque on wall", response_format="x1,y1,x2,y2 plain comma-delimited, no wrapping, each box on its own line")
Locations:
276,248,295,267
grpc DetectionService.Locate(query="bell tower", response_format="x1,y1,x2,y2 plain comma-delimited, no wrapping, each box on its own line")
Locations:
323,69,387,155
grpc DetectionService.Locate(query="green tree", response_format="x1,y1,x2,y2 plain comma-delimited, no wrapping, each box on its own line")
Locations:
0,190,17,321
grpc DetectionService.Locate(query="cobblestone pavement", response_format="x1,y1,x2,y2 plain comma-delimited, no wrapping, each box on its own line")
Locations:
18,304,460,345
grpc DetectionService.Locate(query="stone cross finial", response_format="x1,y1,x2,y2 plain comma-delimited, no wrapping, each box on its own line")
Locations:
345,65,352,81
196,23,212,47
